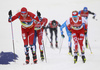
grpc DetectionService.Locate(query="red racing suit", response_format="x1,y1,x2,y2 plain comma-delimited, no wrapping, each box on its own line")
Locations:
32,17,48,53
67,16,88,53
11,11,39,46
79,10,89,18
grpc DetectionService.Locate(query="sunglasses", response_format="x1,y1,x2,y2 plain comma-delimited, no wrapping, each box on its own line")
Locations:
21,11,27,17
72,16,78,18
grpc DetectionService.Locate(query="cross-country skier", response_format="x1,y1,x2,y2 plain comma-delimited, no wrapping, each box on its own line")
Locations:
8,7,39,64
33,11,48,61
60,20,72,55
45,20,61,48
78,7,96,48
66,11,88,63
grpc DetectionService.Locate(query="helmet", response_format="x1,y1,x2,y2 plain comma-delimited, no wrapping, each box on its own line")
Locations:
83,7,88,12
52,20,56,26
21,7,27,14
72,11,78,17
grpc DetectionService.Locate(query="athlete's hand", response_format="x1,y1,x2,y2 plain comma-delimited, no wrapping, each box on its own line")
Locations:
8,17,12,22
43,26,46,29
45,32,48,35
85,29,87,35
92,16,95,19
37,11,41,18
61,34,65,38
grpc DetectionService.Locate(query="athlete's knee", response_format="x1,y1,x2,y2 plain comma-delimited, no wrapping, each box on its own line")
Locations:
40,45,43,51
24,45,29,55
30,45,36,54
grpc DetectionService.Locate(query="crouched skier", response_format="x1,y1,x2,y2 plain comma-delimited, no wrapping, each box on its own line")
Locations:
45,20,61,48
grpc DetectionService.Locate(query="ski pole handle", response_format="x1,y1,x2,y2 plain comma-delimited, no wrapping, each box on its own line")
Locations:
8,10,12,17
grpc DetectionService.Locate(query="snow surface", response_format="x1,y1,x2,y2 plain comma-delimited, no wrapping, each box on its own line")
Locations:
0,0,100,70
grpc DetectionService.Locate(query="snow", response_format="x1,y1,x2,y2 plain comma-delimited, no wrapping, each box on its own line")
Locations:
0,0,100,70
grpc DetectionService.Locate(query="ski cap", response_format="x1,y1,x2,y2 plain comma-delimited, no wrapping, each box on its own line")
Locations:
21,7,27,14
83,7,88,12
72,11,78,17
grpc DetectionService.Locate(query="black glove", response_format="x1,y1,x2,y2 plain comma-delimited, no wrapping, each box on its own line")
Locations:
92,16,95,19
37,11,41,18
45,32,48,35
43,26,45,29
85,29,87,35
61,34,65,38
8,10,12,17
8,10,12,22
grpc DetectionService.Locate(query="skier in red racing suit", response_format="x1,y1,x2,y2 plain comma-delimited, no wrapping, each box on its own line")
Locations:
8,7,39,64
67,11,88,63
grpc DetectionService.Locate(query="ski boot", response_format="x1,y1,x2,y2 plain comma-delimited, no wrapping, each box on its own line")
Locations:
85,39,88,48
50,42,53,48
77,51,79,56
74,52,78,64
68,47,72,56
40,51,44,61
25,54,30,64
74,56,78,64
81,53,86,63
82,56,86,63
33,53,37,64
55,42,58,48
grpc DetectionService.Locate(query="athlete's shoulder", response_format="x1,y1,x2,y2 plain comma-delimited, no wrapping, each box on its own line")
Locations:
49,21,52,24
28,11,35,16
15,12,21,16
78,10,82,14
66,18,71,25
12,12,21,19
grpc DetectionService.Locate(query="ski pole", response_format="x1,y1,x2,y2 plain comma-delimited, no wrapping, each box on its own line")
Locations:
8,10,16,60
46,35,51,43
42,40,47,62
59,37,64,53
11,22,16,59
87,40,93,54
86,36,93,54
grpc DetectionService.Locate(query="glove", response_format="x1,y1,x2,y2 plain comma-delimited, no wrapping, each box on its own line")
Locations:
37,11,41,18
8,10,12,16
92,16,95,19
8,10,12,22
45,32,48,35
85,29,87,35
43,26,45,29
61,34,65,38
69,30,72,33
8,17,12,22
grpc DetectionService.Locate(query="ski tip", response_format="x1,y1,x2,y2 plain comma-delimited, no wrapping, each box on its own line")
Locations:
74,61,77,64
71,55,73,57
31,63,37,65
68,52,73,57
96,19,98,21
23,63,28,65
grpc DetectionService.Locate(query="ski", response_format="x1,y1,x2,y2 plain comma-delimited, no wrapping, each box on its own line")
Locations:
23,63,30,65
68,52,73,57
31,62,37,65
